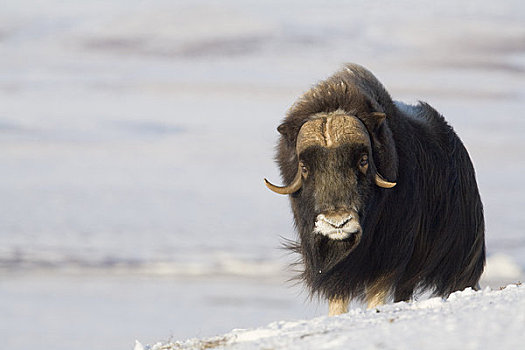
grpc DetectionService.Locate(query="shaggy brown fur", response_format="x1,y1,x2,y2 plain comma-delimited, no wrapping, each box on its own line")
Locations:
272,63,485,307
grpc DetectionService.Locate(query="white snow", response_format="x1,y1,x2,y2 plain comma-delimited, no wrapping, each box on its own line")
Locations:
1,0,524,349
141,284,525,350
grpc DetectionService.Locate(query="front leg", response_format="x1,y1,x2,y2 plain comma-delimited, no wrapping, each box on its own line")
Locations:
328,297,349,316
366,278,392,309
366,291,387,309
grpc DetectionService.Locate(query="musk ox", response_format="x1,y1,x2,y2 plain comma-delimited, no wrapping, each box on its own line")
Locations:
264,64,485,315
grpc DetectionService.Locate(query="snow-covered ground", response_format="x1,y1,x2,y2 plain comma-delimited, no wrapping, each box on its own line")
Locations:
142,284,524,350
1,1,524,349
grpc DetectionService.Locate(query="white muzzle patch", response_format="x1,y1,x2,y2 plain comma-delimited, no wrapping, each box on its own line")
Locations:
314,213,361,240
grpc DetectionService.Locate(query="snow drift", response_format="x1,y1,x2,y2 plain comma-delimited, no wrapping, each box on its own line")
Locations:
138,284,524,350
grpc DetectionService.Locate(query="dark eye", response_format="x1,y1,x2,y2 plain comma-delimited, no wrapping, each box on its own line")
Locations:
300,162,308,176
359,155,368,167
359,155,369,174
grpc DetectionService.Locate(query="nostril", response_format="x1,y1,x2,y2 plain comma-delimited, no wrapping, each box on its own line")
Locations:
338,218,351,228
322,215,353,228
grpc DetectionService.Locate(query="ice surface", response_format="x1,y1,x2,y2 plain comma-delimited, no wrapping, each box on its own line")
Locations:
1,0,524,349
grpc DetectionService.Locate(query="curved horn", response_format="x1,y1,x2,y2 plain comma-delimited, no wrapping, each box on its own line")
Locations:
264,167,302,195
375,173,396,188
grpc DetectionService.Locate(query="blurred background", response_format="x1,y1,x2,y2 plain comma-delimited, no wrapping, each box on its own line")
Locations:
1,0,524,349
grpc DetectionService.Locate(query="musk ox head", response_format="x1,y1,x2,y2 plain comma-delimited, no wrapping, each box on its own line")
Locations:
265,107,397,251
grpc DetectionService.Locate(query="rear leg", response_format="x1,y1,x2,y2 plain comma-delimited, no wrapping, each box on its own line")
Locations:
394,285,414,303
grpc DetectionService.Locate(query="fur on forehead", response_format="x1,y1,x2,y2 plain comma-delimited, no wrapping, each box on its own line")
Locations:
296,110,371,155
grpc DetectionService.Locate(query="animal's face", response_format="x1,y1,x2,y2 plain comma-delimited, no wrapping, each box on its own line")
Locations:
265,111,396,246
298,142,371,242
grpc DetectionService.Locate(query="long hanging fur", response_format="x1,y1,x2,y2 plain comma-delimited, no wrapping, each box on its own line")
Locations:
275,63,485,303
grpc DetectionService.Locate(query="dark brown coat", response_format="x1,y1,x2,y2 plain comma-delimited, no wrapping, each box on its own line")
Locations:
272,64,485,305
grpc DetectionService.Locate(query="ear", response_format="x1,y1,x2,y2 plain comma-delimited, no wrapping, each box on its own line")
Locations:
277,122,289,136
361,112,386,132
277,120,301,146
